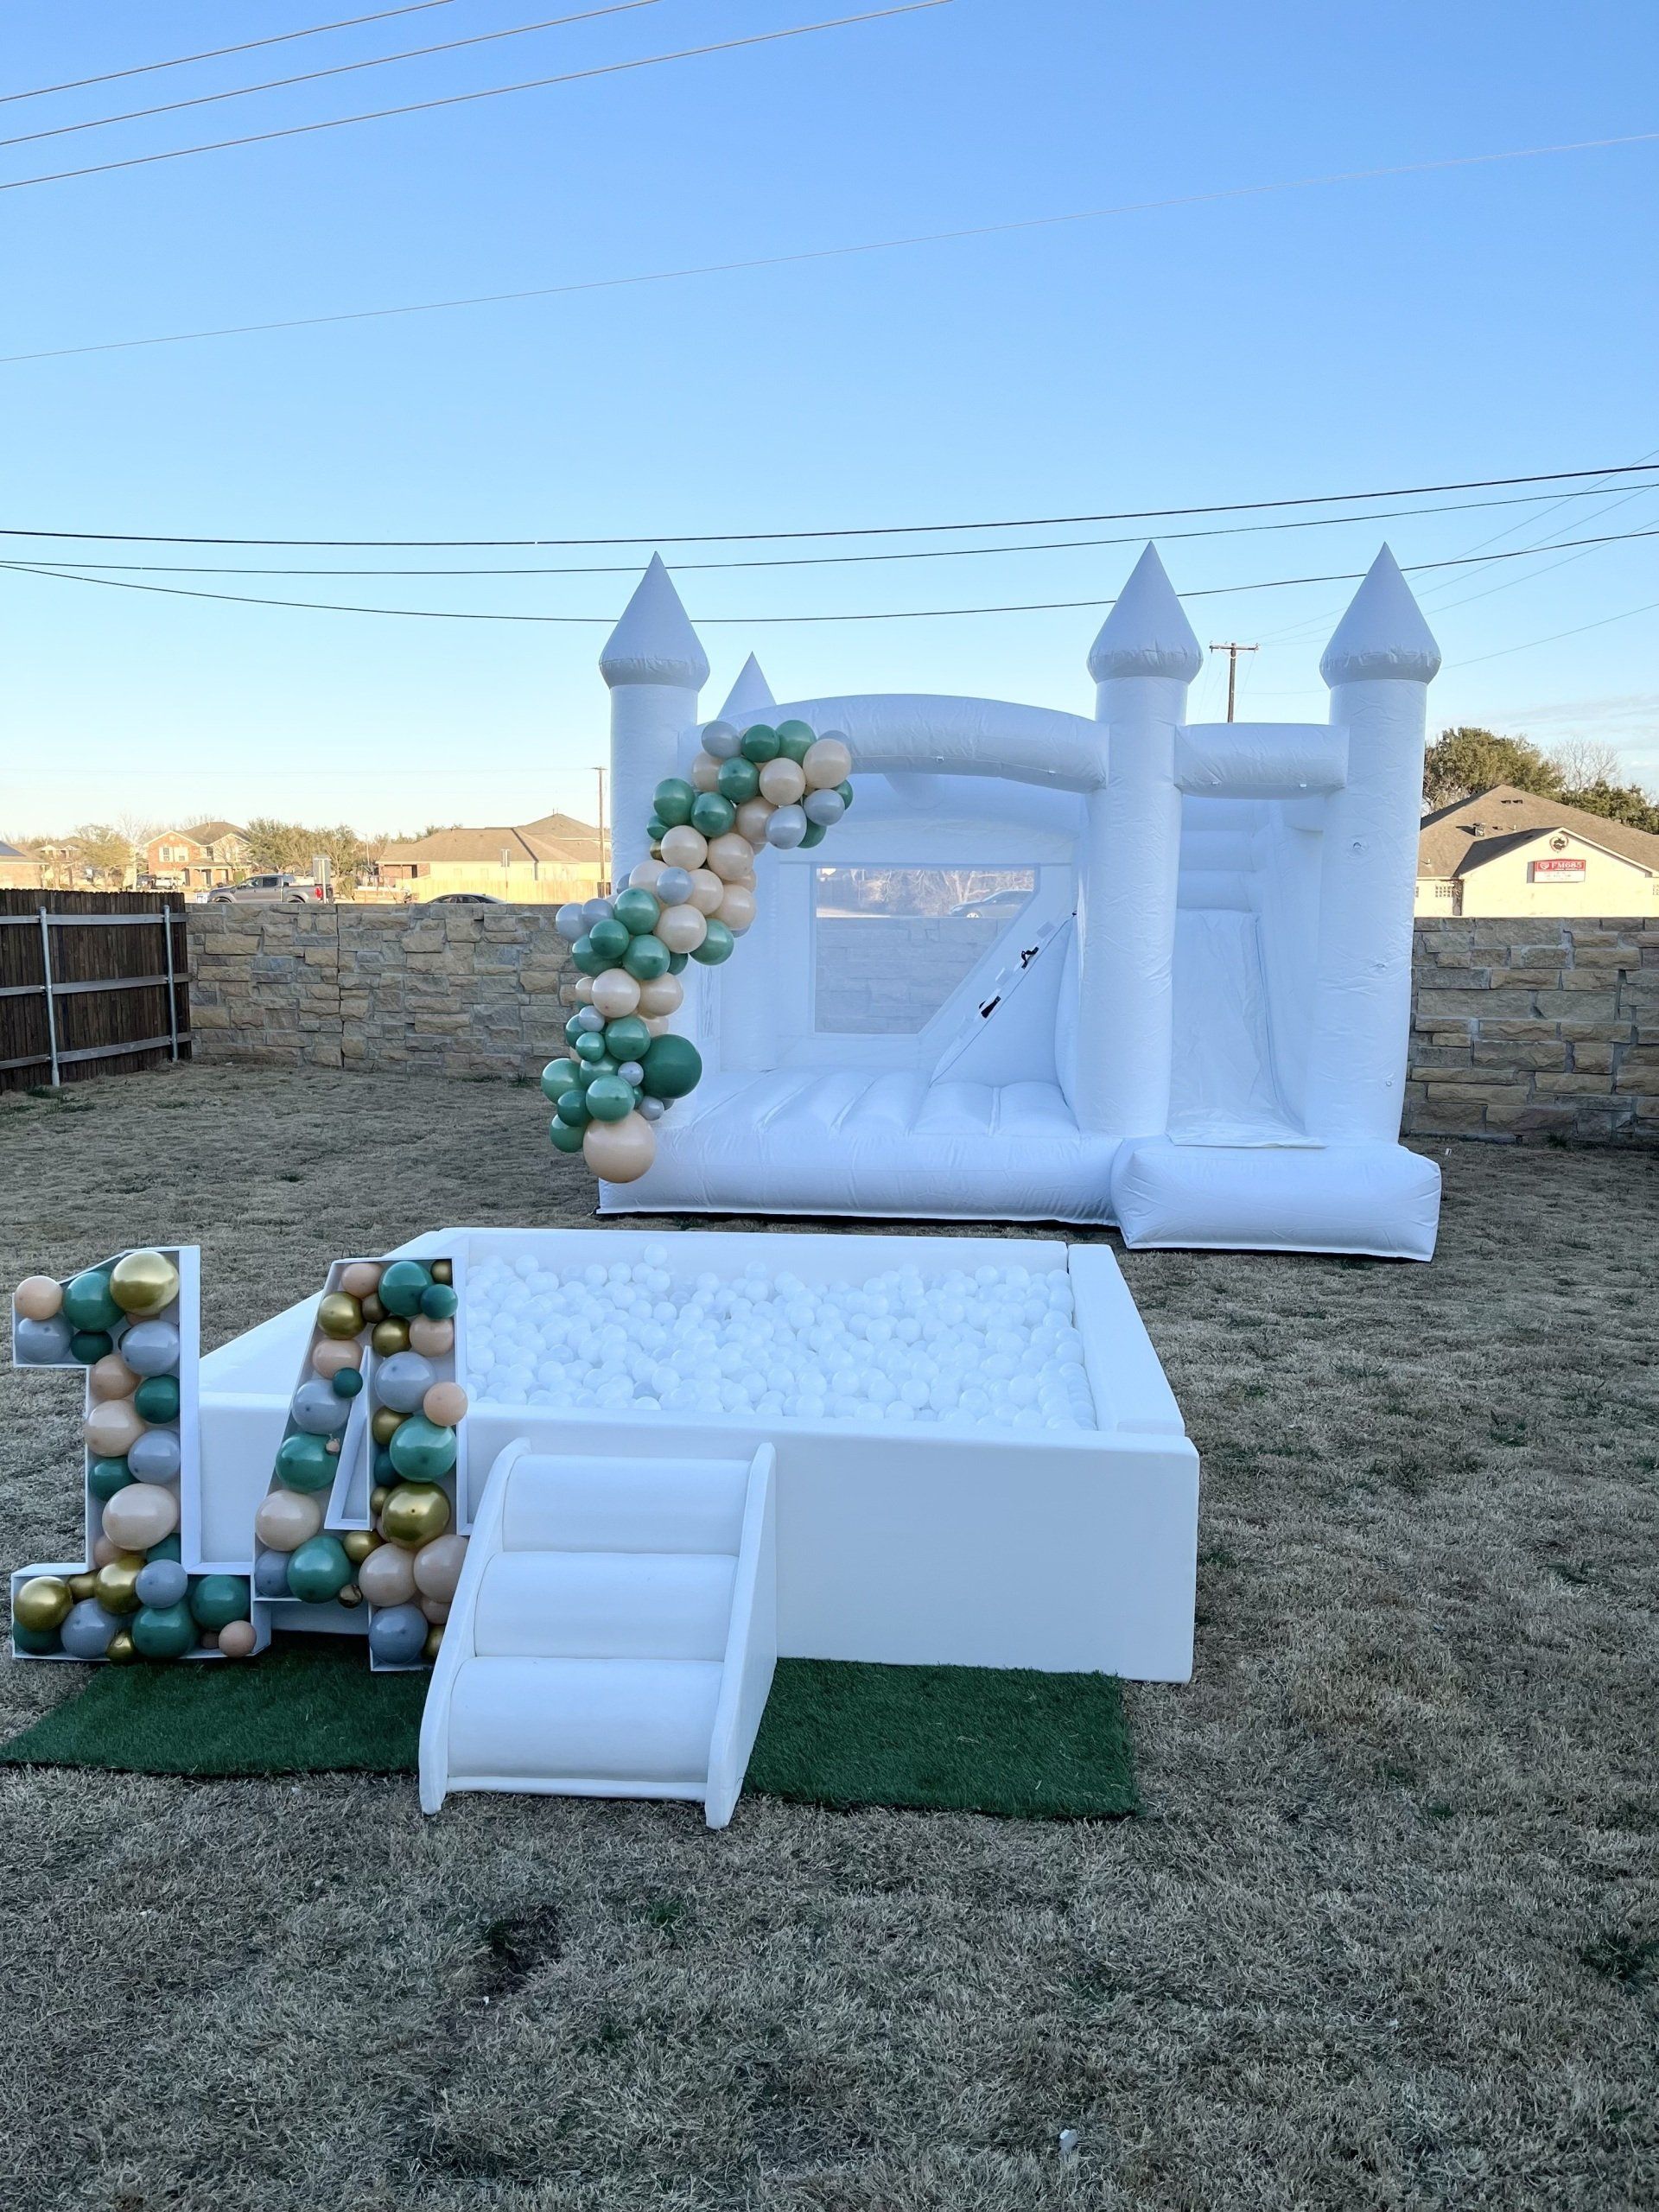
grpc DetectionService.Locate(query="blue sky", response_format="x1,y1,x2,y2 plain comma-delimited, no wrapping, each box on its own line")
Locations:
3,0,1656,839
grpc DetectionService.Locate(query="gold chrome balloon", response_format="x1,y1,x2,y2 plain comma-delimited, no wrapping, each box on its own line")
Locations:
335,1585,364,1610
341,1529,379,1565
370,1407,404,1447
370,1318,409,1357
68,1571,97,1603
423,1624,445,1662
14,1575,73,1632
381,1483,451,1548
92,1557,143,1614
369,1484,391,1518
316,1292,364,1341
106,1630,137,1664
430,1260,453,1286
109,1249,180,1318
360,1294,386,1325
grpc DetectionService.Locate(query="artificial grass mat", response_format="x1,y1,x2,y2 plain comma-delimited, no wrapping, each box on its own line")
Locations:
0,1639,1135,1820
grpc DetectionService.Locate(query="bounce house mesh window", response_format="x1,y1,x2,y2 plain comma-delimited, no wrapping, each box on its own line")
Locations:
812,867,1037,1034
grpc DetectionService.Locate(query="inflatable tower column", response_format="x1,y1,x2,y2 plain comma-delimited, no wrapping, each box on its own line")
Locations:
601,554,711,885
1082,545,1203,1138
1303,549,1441,1143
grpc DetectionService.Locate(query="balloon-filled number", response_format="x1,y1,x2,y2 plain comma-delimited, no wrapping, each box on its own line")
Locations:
549,721,854,1183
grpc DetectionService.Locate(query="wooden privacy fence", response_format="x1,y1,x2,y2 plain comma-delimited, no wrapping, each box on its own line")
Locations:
0,892,191,1092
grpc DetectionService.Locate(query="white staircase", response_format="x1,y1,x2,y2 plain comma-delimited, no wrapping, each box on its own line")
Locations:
420,1440,777,1828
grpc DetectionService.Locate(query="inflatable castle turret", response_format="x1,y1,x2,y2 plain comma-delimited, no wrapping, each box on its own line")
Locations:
601,553,710,883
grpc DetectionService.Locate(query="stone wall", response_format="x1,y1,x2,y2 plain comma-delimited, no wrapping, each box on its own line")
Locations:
187,906,1659,1145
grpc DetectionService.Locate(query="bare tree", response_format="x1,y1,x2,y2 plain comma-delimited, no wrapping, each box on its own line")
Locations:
1547,737,1624,791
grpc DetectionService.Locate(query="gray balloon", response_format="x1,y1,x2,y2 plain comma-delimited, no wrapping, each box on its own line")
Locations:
13,1315,73,1365
765,805,807,849
653,867,692,906
575,1006,605,1033
60,1599,121,1659
118,1319,181,1376
374,1351,435,1413
290,1376,350,1435
554,902,587,943
639,1096,666,1122
253,1550,291,1599
582,898,614,927
135,1559,189,1609
129,1427,181,1483
702,721,741,760
804,788,845,827
618,1061,645,1086
368,1603,428,1667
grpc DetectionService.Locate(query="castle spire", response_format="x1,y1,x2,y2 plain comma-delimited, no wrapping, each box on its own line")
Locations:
599,554,710,692
717,652,775,725
1320,546,1441,687
1087,543,1202,685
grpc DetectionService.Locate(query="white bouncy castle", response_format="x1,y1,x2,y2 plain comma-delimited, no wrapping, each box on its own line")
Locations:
597,543,1444,1261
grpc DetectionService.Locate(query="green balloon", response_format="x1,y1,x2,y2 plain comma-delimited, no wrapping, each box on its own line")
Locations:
70,1331,114,1364
645,817,668,845
716,757,760,804
622,932,671,982
612,887,661,937
550,1118,586,1154
576,1056,617,1088
640,1033,703,1099
690,792,736,838
563,1013,586,1046
148,1533,182,1563
667,951,689,974
89,1456,132,1502
587,918,627,963
286,1535,352,1605
585,1073,636,1123
134,1374,181,1424
775,720,815,762
571,935,607,977
275,1431,336,1493
604,1014,651,1062
836,779,855,810
574,1030,608,1064
12,1621,60,1656
62,1269,122,1334
556,1088,591,1127
543,1058,580,1101
131,1602,196,1660
420,1282,458,1319
388,1414,458,1482
740,723,780,764
379,1260,432,1319
691,918,735,966
800,820,828,848
332,1367,364,1399
653,779,696,827
189,1574,250,1631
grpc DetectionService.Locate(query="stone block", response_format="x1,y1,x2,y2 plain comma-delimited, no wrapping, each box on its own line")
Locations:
1472,1041,1565,1071
1571,1042,1615,1073
1533,990,1620,1020
1416,988,1538,1019
1533,1072,1617,1096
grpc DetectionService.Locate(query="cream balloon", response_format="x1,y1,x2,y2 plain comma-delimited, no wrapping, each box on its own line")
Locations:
635,972,683,1018
804,736,853,790
12,1276,62,1323
735,798,776,847
420,1596,452,1625
590,967,642,1019
408,1314,455,1358
357,1542,418,1607
689,751,721,792
103,1482,180,1552
573,975,595,1002
716,882,757,934
340,1262,383,1300
311,1338,362,1381
705,833,755,884
85,1398,144,1459
643,1015,673,1037
758,756,806,805
658,823,708,872
685,868,725,916
423,1381,467,1426
582,1111,657,1183
254,1488,324,1553
412,1532,468,1602
218,1619,257,1658
629,857,666,891
655,904,707,955
88,1353,141,1403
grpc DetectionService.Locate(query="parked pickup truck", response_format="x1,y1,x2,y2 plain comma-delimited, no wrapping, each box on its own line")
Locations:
203,874,333,907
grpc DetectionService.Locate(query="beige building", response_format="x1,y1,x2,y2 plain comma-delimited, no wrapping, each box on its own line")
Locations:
0,839,44,891
377,811,604,904
1416,785,1659,918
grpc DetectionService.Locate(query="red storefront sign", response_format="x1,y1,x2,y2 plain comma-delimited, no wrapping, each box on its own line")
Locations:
1531,856,1586,880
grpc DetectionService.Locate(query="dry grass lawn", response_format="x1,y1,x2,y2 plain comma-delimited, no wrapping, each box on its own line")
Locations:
1,1065,1656,2212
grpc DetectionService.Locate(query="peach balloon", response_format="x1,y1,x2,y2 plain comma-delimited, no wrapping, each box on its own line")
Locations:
689,751,720,792
340,1262,383,1300
582,1111,658,1183
574,975,595,1002
658,823,708,872
413,1533,468,1601
643,1015,672,1037
655,904,708,955
590,967,642,1019
92,1536,119,1568
12,1275,62,1322
716,882,756,934
704,833,754,884
629,857,665,891
758,757,805,805
88,1354,140,1402
735,798,776,847
635,973,683,1018
85,1399,144,1459
103,1482,180,1552
419,1595,452,1625
218,1619,257,1658
804,736,853,789
423,1381,468,1426
255,1489,324,1552
357,1542,418,1607
312,1338,363,1380
408,1314,454,1358
686,868,725,916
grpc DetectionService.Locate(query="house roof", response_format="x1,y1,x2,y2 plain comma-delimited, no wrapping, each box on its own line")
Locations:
1418,785,1659,880
379,811,602,868
184,820,246,844
0,839,33,860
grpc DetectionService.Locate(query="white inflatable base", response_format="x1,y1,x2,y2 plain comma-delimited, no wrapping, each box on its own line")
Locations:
1111,1139,1441,1262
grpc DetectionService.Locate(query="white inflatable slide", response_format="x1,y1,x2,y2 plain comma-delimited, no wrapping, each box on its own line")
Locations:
594,543,1443,1260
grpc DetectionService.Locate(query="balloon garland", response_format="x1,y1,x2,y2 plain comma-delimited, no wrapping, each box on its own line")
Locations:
547,720,855,1183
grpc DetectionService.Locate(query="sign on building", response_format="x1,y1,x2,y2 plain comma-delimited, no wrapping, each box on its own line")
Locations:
1531,856,1586,880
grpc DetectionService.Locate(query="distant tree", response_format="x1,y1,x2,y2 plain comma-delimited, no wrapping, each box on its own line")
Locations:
241,817,313,873
311,823,368,885
1554,779,1659,836
70,823,135,886
1547,737,1624,791
1422,728,1561,808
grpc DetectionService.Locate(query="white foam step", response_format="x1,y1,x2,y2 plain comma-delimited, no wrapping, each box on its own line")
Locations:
473,1550,735,1661
446,1656,721,1787
502,1453,748,1554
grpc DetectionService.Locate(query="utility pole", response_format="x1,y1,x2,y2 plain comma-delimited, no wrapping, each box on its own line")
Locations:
593,765,608,895
1209,640,1258,722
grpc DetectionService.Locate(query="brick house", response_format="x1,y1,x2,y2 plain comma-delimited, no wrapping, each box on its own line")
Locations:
141,821,250,891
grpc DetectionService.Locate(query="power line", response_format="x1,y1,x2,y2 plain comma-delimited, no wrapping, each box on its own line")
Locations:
12,482,1659,578
0,2,952,194
4,461,1657,550
0,3,458,106
6,522,1658,626
0,1,671,153
6,127,1656,359
1448,594,1659,669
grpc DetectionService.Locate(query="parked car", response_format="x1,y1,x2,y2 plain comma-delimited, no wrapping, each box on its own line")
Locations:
948,887,1030,921
428,892,505,905
205,874,332,907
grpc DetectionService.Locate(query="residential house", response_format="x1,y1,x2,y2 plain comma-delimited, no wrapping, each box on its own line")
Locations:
141,822,250,891
1416,785,1659,917
0,840,44,891
377,812,605,904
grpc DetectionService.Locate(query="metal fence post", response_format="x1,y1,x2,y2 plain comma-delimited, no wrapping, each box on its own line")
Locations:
163,906,179,1060
37,906,60,1086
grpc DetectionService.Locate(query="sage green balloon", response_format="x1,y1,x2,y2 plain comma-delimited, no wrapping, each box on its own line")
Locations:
420,1282,458,1320
286,1535,353,1605
575,1030,608,1065
89,1456,132,1502
276,1431,336,1493
690,792,735,838
639,1033,702,1099
691,918,735,965
134,1374,181,1424
612,888,661,937
556,1088,591,1127
70,1331,115,1364
622,932,671,982
576,1055,617,1088
667,951,689,974
740,723,779,764
571,935,607,976
715,757,760,804
387,1414,458,1482
542,1058,580,1102
836,779,855,809
652,778,696,827
189,1574,250,1631
550,1117,586,1154
378,1261,432,1319
584,1072,636,1123
588,918,629,963
62,1269,123,1334
130,1602,196,1660
800,820,828,848
603,1014,651,1062
775,720,815,762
